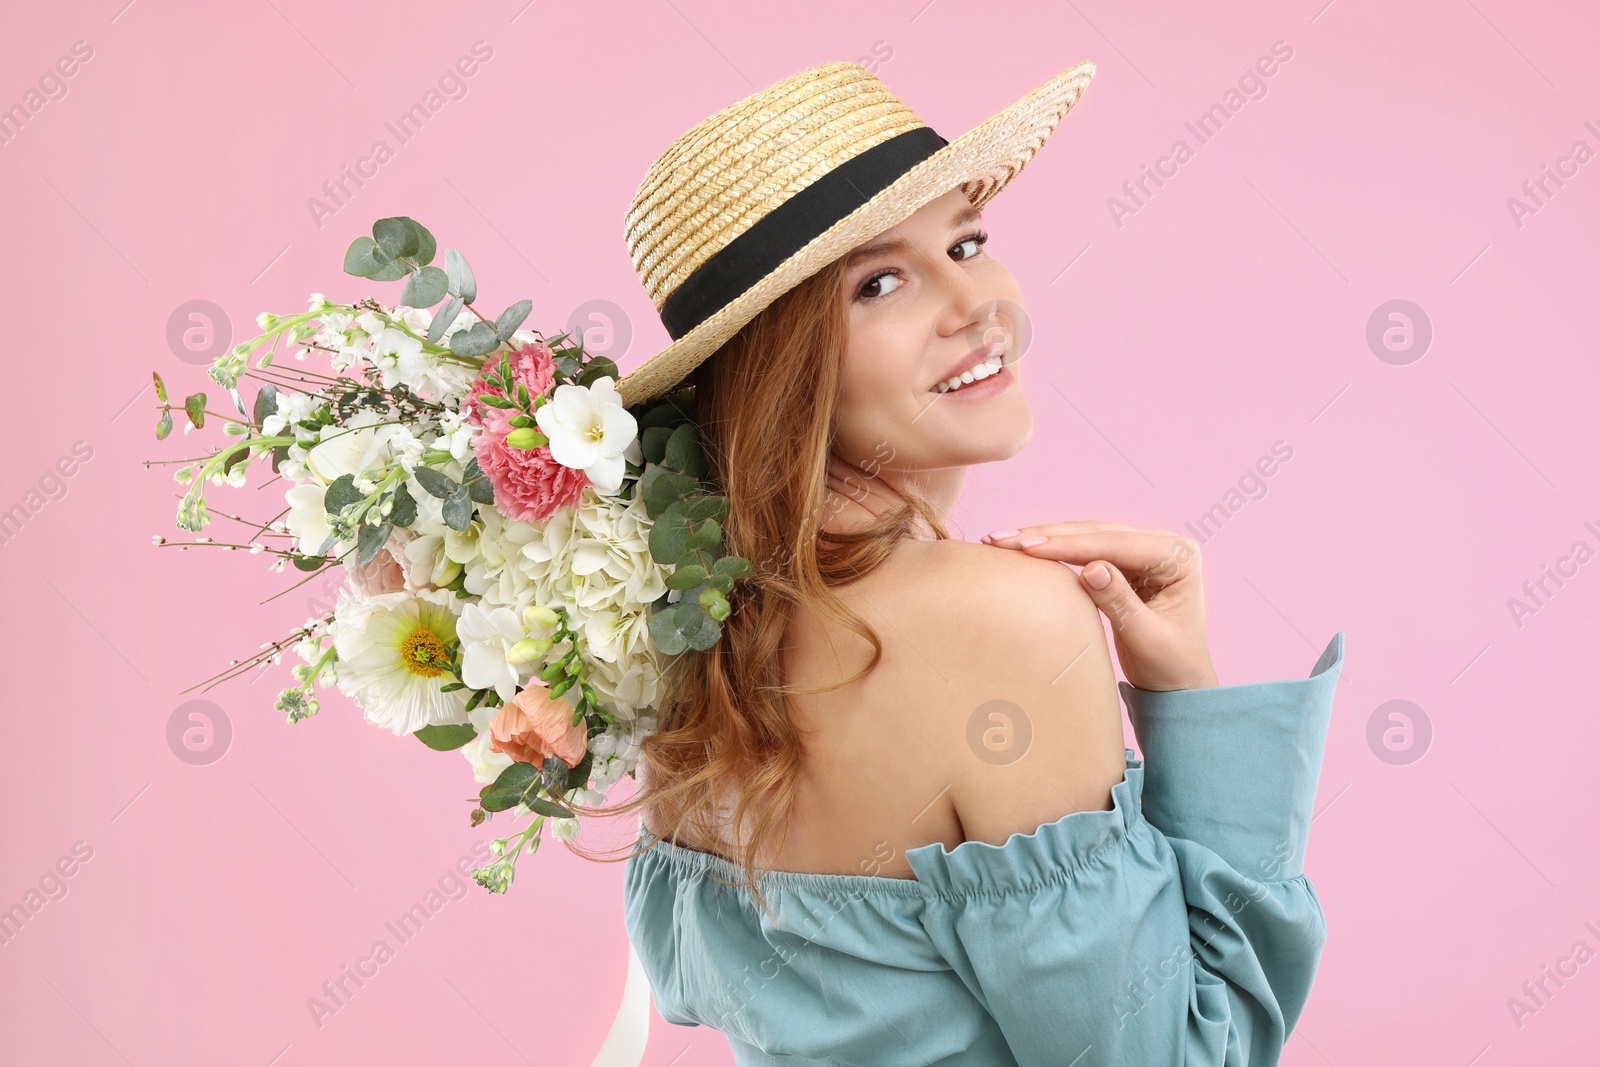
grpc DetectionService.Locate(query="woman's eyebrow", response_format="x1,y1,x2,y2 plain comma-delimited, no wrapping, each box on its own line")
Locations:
844,205,984,268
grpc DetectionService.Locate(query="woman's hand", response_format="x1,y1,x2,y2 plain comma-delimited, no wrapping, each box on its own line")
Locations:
982,522,1219,692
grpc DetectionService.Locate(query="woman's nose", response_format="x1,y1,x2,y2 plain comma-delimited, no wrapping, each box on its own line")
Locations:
931,257,993,335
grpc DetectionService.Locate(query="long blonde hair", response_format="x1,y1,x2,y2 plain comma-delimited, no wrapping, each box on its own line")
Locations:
578,253,950,916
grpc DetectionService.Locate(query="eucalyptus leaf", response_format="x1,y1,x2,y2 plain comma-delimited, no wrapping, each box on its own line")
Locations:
650,601,715,656
525,796,575,819
641,425,673,465
253,382,279,428
400,265,449,308
666,563,707,590
343,236,381,278
448,322,498,359
685,516,721,551
155,410,173,440
577,357,620,387
639,465,698,519
444,248,477,304
494,299,533,342
462,456,495,504
701,588,731,622
540,753,570,794
323,473,363,516
414,723,477,751
222,444,250,477
152,371,168,403
427,295,464,344
357,521,393,563
184,393,206,429
479,762,538,812
687,613,723,651
712,555,750,579
441,485,474,530
410,220,437,266
412,466,459,500
292,553,325,572
369,259,410,283
374,217,421,259
684,494,728,524
647,507,689,565
389,479,418,527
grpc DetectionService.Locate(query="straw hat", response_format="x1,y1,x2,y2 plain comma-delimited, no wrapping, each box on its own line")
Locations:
615,58,1097,409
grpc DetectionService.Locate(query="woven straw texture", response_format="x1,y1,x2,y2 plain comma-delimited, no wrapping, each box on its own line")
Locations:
616,59,1095,409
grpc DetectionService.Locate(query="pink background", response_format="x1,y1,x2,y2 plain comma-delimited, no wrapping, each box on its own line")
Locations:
3,0,1597,1063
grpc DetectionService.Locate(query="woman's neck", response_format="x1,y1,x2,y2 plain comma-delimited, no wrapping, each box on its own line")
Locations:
821,451,966,539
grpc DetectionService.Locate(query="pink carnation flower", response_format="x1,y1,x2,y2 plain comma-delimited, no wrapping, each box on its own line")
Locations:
464,342,589,523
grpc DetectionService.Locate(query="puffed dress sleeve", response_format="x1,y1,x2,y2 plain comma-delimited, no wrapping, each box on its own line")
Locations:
1118,631,1345,1065
903,632,1344,1067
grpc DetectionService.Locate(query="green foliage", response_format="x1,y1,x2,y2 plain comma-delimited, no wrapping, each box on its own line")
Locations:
323,473,363,517
414,723,477,751
413,465,476,530
357,521,392,563
252,382,279,428
628,390,751,659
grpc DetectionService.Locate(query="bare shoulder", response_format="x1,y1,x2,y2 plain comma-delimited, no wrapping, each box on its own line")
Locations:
870,538,1130,847
872,537,1107,645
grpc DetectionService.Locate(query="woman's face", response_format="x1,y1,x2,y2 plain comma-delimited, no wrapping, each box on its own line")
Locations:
832,187,1033,478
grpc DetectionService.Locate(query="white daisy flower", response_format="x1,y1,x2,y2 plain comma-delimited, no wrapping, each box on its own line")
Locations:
331,588,470,736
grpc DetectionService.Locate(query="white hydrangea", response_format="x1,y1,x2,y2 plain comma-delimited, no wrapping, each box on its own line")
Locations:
456,488,671,722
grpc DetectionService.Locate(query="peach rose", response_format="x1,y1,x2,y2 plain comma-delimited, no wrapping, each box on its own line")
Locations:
346,528,417,597
488,682,587,769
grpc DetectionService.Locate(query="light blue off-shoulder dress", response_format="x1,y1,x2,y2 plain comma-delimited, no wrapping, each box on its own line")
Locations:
623,632,1345,1066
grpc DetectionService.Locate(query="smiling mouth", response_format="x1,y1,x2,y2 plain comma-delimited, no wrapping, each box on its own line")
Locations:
931,352,1005,393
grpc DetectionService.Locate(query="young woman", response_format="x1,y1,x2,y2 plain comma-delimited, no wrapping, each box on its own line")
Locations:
603,59,1344,1066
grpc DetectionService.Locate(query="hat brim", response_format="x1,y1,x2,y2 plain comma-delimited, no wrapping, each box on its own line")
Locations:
615,60,1096,410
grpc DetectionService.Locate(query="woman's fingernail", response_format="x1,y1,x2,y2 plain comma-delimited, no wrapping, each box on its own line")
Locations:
1019,536,1047,548
1084,562,1111,589
988,529,1018,540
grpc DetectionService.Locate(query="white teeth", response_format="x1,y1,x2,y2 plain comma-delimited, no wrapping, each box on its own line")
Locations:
934,355,1003,393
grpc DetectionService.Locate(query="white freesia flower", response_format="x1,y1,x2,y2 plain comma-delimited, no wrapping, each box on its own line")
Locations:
533,377,637,494
455,602,528,702
403,530,462,589
284,483,331,554
306,408,389,485
462,704,514,784
331,587,470,736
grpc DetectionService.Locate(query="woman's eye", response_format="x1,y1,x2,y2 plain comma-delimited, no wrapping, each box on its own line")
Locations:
951,231,989,261
858,271,904,300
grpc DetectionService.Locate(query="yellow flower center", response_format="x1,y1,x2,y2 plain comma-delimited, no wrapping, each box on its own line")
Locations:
587,422,604,443
400,626,449,677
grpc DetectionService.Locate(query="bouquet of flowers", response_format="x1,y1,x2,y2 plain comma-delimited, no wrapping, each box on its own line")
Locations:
149,217,747,893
